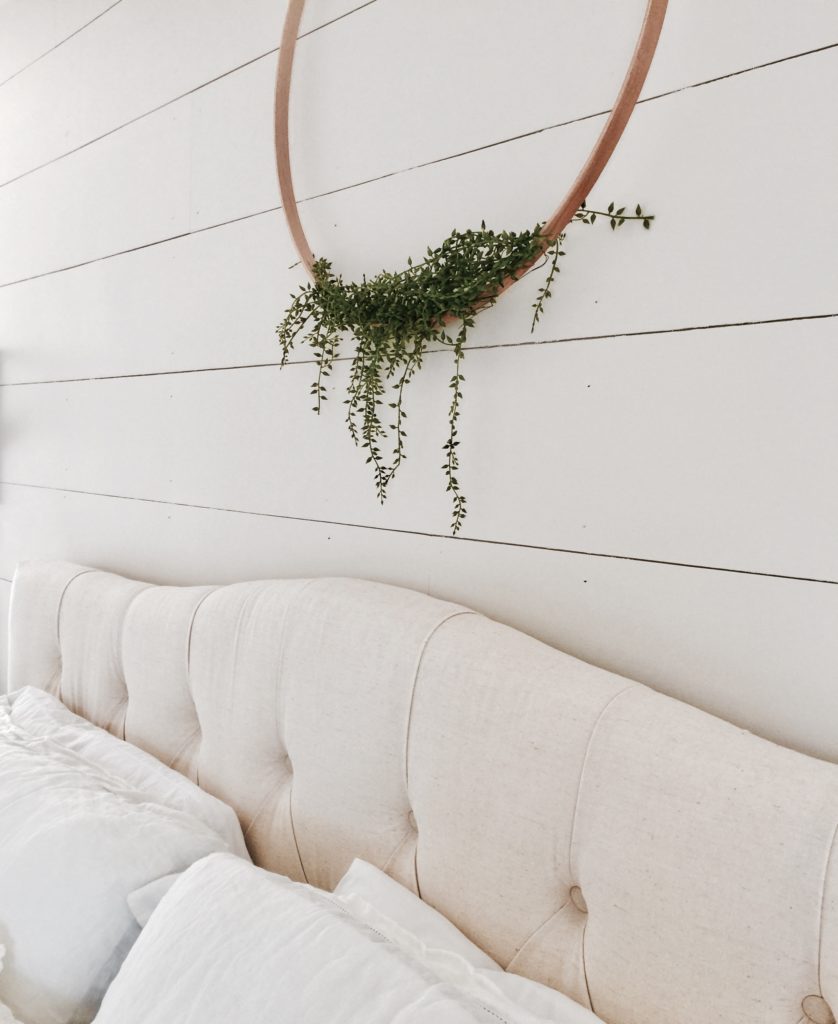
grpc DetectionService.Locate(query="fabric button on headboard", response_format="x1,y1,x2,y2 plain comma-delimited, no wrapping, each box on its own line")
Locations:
7,560,838,1024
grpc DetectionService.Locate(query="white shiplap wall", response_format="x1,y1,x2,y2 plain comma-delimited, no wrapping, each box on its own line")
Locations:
1,0,837,759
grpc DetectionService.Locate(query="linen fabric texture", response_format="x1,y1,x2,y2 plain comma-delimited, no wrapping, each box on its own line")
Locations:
8,561,838,1024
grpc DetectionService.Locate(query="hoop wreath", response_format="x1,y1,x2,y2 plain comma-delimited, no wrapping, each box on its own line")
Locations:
274,0,668,316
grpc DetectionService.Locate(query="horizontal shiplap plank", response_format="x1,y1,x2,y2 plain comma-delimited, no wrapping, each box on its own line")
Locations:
0,213,288,385
2,481,837,763
3,0,837,191
0,0,116,84
0,105,191,286
0,0,374,185
3,317,836,581
2,50,837,381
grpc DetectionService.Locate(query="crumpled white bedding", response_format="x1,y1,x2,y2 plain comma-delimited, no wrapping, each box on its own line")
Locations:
0,688,246,1024
0,950,24,1024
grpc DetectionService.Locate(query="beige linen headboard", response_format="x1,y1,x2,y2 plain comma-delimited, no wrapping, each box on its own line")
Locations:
7,560,838,1024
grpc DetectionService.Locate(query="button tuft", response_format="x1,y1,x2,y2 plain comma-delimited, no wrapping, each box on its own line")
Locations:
407,810,417,831
569,885,588,914
803,995,835,1024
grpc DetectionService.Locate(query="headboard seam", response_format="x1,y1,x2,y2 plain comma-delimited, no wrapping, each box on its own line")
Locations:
817,819,838,996
276,578,321,884
567,683,637,881
118,584,153,740
505,899,571,973
580,910,593,1013
54,568,94,646
185,585,222,681
53,567,95,702
403,608,474,900
402,613,473,790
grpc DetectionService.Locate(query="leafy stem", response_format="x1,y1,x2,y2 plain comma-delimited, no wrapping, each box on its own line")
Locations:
531,236,564,332
574,201,654,230
276,200,653,533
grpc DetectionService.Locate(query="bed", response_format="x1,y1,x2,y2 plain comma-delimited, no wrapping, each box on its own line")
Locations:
6,559,838,1024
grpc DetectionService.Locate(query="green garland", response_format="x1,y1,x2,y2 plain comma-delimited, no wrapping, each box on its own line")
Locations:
277,201,652,534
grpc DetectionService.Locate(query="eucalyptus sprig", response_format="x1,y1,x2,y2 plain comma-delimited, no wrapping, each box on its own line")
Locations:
277,201,653,534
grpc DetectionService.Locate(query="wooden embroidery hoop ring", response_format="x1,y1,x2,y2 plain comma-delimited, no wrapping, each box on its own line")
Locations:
275,0,668,321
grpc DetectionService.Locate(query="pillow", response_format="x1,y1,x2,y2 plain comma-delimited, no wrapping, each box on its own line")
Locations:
0,687,248,1024
126,874,181,928
5,687,247,857
333,859,500,971
333,859,600,1024
94,853,599,1024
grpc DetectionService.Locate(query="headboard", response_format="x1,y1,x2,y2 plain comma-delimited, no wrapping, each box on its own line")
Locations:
7,561,838,1024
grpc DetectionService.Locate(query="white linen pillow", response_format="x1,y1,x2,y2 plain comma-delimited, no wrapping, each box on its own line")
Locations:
0,688,248,1024
95,853,599,1024
333,859,600,1024
5,687,247,857
333,859,501,971
126,874,181,928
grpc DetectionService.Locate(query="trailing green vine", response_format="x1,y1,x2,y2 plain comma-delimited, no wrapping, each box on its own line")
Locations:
277,201,652,534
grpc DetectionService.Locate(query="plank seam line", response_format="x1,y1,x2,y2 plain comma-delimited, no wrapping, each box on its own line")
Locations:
2,481,835,587
0,0,126,90
1,311,835,388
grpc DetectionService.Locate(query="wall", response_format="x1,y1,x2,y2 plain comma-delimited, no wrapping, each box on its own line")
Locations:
1,0,836,758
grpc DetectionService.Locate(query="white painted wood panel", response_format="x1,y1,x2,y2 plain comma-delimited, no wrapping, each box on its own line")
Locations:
2,51,836,380
2,482,837,764
0,214,289,384
0,0,373,184
3,12,837,290
3,0,836,190
3,317,835,580
0,105,191,285
0,214,288,384
0,0,115,84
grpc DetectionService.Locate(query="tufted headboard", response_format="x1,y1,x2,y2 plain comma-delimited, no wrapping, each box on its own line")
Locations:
6,560,838,1024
